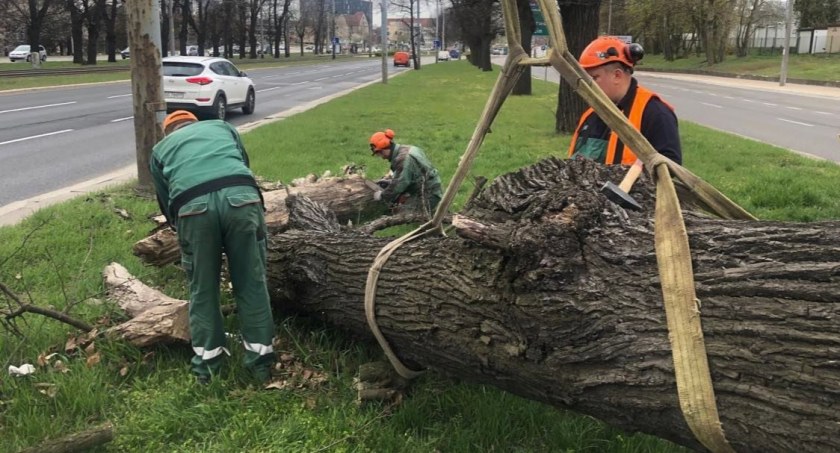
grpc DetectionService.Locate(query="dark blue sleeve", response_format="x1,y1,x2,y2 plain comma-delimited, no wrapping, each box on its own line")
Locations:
640,99,682,165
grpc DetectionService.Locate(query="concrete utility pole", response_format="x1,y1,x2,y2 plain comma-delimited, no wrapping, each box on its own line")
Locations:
381,1,388,83
168,0,175,56
780,0,794,86
126,0,166,189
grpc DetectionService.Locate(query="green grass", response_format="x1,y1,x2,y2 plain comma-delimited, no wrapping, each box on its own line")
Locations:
641,51,840,82
3,61,840,452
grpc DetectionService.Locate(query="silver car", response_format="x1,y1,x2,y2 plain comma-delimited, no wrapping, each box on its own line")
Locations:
161,56,255,121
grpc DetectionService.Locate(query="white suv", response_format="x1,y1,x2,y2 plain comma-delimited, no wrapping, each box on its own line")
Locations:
161,56,255,121
9,44,47,63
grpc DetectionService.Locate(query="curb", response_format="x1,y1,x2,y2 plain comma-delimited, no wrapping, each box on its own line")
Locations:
635,67,840,89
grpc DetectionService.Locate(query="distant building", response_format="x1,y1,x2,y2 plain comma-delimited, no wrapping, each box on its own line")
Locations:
335,0,372,26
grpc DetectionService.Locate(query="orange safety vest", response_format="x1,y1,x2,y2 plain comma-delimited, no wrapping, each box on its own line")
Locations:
568,85,672,165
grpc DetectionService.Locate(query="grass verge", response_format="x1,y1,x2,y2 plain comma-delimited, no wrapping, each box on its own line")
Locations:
2,61,840,452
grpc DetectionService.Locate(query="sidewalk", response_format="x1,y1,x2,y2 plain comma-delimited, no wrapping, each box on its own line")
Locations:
495,56,840,100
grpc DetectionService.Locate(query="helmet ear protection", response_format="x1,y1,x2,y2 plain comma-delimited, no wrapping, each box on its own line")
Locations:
579,36,644,71
369,129,396,153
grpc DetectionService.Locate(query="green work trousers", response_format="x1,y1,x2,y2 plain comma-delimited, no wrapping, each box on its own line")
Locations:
176,186,275,380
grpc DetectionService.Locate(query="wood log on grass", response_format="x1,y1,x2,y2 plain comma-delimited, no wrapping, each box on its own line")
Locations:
109,158,839,451
132,174,384,266
263,157,840,452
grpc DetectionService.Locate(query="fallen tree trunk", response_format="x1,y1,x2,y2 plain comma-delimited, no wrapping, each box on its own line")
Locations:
264,157,840,452
16,422,114,453
132,174,383,266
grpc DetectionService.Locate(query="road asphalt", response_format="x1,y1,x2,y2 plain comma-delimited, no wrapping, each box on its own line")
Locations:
2,58,839,227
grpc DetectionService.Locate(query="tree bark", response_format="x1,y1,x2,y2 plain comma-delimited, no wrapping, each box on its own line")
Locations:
263,157,840,453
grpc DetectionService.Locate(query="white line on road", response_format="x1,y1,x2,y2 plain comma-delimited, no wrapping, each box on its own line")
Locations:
814,111,832,115
107,94,132,99
110,116,133,123
314,77,330,81
256,87,282,93
700,102,723,108
785,106,802,110
0,102,77,114
763,102,777,106
741,98,755,103
291,81,309,85
0,129,74,146
777,118,814,127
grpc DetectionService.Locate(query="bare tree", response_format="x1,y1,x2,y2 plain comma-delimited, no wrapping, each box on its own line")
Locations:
64,0,86,63
246,0,268,58
512,0,535,94
688,0,736,65
391,0,423,68
100,0,118,61
270,0,292,57
190,0,214,56
81,0,103,64
294,0,316,55
7,0,56,67
449,0,502,71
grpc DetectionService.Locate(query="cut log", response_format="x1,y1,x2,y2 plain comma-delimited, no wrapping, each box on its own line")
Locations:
263,157,840,452
103,263,189,346
132,175,384,266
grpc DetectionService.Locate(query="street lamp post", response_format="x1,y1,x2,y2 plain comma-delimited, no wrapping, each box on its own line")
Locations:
332,0,337,59
780,0,794,86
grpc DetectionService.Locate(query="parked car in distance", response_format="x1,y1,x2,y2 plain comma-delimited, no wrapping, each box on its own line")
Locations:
393,51,411,67
9,45,47,62
121,47,130,59
436,50,450,61
161,56,255,121
186,45,199,56
449,49,460,60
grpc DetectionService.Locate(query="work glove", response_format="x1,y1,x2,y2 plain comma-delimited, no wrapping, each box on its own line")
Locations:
373,191,383,201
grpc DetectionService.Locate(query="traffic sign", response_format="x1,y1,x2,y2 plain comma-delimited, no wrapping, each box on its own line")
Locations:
433,39,441,49
333,37,340,45
529,1,548,36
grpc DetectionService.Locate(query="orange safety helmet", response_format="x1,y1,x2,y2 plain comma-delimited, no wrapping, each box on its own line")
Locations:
369,128,395,153
163,110,198,131
578,36,644,71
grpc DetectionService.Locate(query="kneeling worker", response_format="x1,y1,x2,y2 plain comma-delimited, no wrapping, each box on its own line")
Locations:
369,128,443,216
150,111,276,384
568,36,682,166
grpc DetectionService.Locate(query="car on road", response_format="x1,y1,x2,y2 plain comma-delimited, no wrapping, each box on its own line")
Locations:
121,47,130,59
393,51,411,67
9,45,47,63
161,56,255,121
436,50,450,61
449,49,460,60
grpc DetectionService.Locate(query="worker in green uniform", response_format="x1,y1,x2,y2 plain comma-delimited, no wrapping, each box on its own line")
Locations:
150,110,275,384
369,128,443,216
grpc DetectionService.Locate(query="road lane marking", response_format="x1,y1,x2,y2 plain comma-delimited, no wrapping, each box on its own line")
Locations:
107,94,132,99
763,102,777,106
777,118,814,127
741,98,755,103
256,87,282,93
0,102,77,114
110,116,133,123
814,111,832,115
700,102,722,108
785,106,802,110
314,76,330,81
0,129,74,146
291,81,309,85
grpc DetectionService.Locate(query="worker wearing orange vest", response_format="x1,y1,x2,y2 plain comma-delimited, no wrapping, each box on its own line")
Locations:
568,36,682,166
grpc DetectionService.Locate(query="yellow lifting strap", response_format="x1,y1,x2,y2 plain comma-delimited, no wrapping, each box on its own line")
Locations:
363,0,754,451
